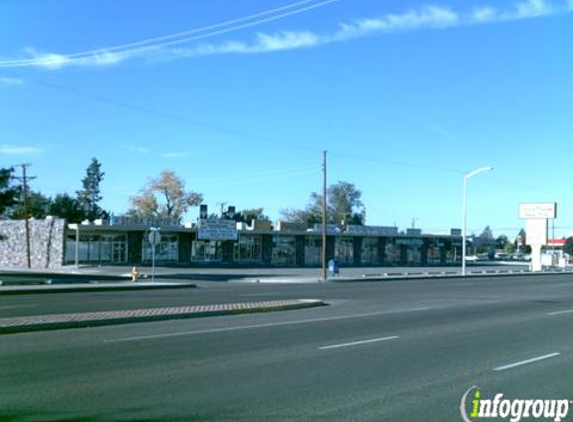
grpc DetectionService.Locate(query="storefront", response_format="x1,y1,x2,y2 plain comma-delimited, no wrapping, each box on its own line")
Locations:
142,233,179,262
305,236,322,265
335,237,354,264
65,234,127,264
191,240,223,262
234,234,263,263
361,237,380,265
271,235,296,265
65,222,463,268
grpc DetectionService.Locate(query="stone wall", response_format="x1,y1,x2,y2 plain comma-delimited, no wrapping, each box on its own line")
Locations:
0,218,66,268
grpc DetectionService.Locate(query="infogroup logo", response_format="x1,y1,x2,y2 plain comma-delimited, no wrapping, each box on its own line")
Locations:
460,387,571,422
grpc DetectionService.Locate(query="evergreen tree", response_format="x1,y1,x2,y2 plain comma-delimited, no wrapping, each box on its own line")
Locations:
0,167,17,217
76,158,106,220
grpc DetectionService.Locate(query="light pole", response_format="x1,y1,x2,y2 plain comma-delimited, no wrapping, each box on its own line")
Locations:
462,167,493,276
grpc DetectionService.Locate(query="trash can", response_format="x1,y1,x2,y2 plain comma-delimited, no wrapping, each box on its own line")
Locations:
328,259,339,277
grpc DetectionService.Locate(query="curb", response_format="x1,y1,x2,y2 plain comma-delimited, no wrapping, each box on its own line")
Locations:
0,283,197,295
0,299,326,335
0,271,129,282
331,270,573,283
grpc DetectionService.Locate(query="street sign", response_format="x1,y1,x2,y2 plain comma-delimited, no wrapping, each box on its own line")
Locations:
148,228,161,245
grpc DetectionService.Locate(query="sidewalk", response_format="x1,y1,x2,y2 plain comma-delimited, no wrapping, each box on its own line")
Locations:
0,299,325,335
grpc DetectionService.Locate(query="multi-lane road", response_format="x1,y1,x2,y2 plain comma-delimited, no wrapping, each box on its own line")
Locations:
2,274,573,421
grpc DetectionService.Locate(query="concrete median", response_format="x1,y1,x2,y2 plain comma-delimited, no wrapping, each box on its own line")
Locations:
0,299,326,335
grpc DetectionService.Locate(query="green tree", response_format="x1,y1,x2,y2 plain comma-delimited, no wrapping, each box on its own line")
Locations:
495,235,509,250
234,208,271,225
279,180,365,228
0,167,17,216
9,189,52,219
49,193,86,223
279,207,321,226
563,237,573,257
76,158,106,220
129,170,203,222
327,181,365,226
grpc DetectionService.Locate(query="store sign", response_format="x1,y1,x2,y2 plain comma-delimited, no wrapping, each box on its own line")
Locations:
198,219,237,240
345,225,399,236
113,215,181,228
518,203,557,219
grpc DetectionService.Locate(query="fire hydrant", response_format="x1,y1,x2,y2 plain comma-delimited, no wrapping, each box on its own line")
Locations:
131,266,140,283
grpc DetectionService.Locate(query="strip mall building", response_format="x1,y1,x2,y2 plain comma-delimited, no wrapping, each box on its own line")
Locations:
66,217,463,267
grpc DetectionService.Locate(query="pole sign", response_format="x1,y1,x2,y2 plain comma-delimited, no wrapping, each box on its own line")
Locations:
519,202,556,272
518,202,557,219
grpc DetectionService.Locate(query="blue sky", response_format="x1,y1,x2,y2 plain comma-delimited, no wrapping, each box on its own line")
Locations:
0,0,571,238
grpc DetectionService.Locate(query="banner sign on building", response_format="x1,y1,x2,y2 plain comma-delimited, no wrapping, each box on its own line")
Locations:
114,215,181,228
198,219,238,241
518,203,557,219
345,225,399,236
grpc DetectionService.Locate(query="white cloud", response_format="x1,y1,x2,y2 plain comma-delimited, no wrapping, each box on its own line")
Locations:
0,76,24,86
346,6,459,35
514,0,553,18
0,145,43,155
472,7,499,23
162,152,190,158
0,0,568,70
123,144,152,154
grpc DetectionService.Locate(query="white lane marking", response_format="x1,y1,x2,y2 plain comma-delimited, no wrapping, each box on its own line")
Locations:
0,305,36,310
494,353,561,371
319,336,399,350
548,309,573,316
105,307,431,343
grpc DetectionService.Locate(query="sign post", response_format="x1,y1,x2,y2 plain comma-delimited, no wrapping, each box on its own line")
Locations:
148,226,161,282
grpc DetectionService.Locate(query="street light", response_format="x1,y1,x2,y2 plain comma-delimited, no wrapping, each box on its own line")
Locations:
462,166,493,276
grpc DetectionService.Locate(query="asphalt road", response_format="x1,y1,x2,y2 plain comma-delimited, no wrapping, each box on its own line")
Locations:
2,274,573,421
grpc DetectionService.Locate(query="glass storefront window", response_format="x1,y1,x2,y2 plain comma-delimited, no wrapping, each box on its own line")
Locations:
191,240,222,262
335,237,354,264
305,237,322,265
272,235,296,265
361,237,379,265
427,246,442,265
65,234,127,264
234,234,262,262
406,246,422,265
446,243,461,264
143,233,179,262
385,241,401,265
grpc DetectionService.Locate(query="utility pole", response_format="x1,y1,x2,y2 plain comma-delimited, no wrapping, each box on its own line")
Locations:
13,164,36,268
322,150,327,282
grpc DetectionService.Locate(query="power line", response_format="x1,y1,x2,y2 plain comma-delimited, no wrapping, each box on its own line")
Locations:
0,0,341,68
16,76,320,153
